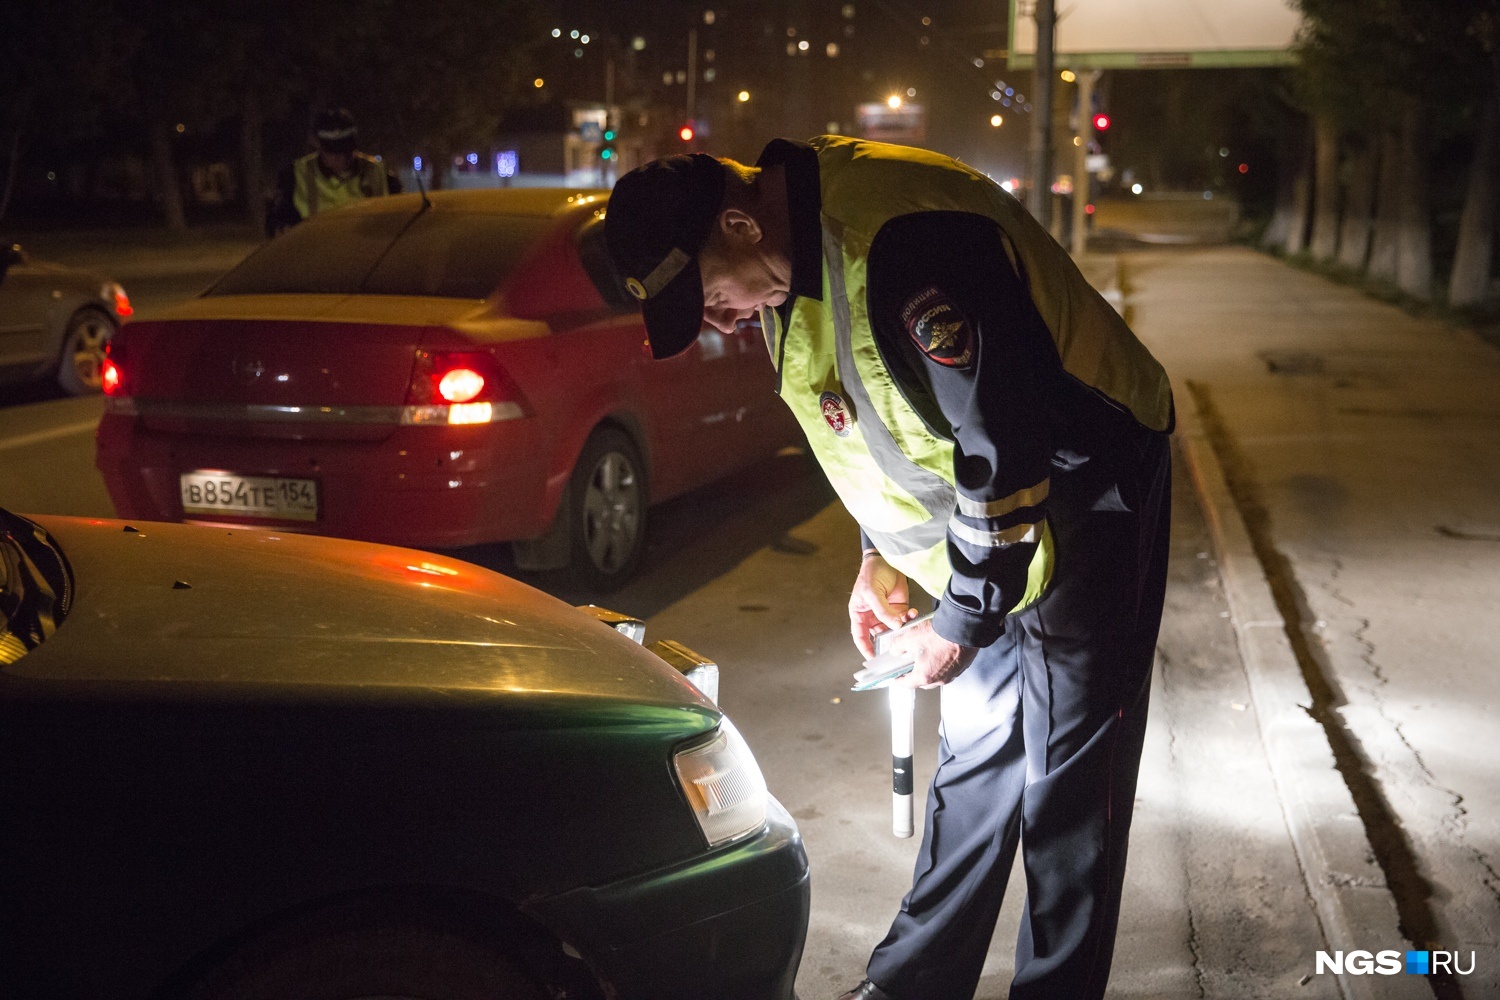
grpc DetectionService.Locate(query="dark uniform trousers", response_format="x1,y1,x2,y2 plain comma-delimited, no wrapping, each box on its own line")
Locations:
866,429,1172,1000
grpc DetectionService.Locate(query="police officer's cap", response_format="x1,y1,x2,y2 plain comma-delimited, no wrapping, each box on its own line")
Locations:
604,153,726,360
313,108,359,154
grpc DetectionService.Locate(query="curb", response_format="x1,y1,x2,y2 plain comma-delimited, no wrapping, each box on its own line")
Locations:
1174,386,1430,1000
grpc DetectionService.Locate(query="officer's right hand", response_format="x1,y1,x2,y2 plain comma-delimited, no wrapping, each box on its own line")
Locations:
849,553,919,659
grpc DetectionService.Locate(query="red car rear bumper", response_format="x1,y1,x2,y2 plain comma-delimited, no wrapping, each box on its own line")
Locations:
96,412,554,549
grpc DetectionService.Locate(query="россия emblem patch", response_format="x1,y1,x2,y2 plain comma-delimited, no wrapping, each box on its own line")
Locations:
819,390,853,437
899,285,974,368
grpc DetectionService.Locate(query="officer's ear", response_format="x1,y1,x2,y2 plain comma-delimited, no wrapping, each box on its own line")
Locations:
716,208,763,246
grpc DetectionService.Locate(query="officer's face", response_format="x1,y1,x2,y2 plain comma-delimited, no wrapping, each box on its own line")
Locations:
696,209,791,335
318,149,354,176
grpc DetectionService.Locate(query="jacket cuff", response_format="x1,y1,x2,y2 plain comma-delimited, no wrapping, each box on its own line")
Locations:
933,595,1005,648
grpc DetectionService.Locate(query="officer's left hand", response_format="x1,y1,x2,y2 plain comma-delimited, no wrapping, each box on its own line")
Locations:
888,620,977,689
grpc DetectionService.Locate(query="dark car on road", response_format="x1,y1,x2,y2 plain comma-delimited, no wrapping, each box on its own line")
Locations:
0,508,809,1000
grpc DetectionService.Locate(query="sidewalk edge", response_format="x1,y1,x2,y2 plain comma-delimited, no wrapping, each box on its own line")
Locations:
1173,385,1429,1000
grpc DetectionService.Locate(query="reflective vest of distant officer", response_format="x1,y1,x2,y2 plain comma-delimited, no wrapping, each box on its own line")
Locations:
291,149,389,219
265,108,399,238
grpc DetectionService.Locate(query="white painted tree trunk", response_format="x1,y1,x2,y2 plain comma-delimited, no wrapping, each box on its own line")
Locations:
1449,67,1500,308
1394,105,1432,299
1337,142,1377,271
1367,127,1403,283
1309,116,1342,261
1285,151,1313,255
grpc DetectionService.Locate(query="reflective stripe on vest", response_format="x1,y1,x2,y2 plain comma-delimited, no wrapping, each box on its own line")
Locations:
292,153,389,219
821,226,954,560
773,220,1053,602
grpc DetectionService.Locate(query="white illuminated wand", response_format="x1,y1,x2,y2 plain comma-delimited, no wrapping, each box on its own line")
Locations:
851,611,933,839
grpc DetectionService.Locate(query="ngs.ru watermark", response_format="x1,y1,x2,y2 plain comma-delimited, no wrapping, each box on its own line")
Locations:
1315,950,1477,976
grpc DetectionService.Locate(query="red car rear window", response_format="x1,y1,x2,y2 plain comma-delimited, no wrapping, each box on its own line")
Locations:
209,209,554,300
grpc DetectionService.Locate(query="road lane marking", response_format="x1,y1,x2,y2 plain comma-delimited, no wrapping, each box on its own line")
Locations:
0,419,99,453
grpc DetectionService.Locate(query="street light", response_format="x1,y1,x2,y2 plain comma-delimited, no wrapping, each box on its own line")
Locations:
738,90,750,102
990,114,1003,127
887,94,903,109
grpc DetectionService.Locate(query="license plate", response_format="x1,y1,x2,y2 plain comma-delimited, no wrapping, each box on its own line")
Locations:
180,471,319,522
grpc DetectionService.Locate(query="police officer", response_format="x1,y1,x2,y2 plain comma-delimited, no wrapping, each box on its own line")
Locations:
265,108,401,237
604,137,1173,1000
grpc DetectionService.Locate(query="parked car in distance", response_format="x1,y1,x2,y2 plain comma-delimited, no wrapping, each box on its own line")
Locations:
0,243,130,395
95,189,800,588
0,507,809,1000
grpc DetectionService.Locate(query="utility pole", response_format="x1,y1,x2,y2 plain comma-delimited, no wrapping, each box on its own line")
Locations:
1027,0,1056,228
686,27,698,132
1072,69,1101,257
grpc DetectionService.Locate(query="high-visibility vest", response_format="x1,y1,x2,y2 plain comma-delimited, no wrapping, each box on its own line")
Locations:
761,135,1172,602
291,152,390,219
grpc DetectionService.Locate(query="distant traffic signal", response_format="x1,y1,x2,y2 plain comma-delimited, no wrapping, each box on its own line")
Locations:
679,124,695,142
1092,113,1111,131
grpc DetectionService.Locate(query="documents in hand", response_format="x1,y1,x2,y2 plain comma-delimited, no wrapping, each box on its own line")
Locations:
851,611,935,691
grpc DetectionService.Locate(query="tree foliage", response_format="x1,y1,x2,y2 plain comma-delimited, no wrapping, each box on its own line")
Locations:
2,0,546,223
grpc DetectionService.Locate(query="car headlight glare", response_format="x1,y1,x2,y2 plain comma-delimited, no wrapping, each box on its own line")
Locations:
673,718,768,847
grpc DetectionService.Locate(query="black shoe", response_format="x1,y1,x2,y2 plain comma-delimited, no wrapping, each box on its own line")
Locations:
836,981,893,1000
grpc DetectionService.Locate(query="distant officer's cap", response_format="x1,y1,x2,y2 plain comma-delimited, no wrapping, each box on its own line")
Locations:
604,153,726,359
313,108,359,153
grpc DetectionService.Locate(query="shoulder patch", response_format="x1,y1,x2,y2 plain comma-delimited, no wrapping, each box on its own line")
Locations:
899,286,974,368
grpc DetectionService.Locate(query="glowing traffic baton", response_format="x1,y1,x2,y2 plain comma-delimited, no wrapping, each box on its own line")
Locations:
889,684,916,838
851,611,934,839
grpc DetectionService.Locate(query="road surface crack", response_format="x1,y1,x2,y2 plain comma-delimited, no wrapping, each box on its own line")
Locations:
1187,380,1459,1000
1158,650,1208,999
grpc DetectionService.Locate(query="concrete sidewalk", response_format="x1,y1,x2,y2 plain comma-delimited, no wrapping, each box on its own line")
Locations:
1123,246,1500,999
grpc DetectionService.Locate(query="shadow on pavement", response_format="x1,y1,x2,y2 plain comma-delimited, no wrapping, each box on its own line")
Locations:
448,448,838,620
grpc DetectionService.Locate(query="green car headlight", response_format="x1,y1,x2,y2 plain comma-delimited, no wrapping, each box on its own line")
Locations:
673,718,769,847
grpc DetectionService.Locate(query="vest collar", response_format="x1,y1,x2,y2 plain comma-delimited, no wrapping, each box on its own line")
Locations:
753,139,822,305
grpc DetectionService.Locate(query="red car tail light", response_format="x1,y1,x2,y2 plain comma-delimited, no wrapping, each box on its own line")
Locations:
438,367,485,403
402,350,524,426
101,282,132,319
101,340,124,396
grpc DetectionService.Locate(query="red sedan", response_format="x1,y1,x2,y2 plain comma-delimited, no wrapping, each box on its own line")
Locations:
96,189,799,587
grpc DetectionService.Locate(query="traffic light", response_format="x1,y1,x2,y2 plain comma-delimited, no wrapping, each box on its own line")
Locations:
599,129,617,162
1092,113,1111,132
678,124,695,142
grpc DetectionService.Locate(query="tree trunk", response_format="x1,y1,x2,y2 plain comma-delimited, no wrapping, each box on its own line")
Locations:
1449,63,1500,307
427,148,448,192
1263,151,1295,249
1309,115,1341,260
150,119,188,232
1285,137,1314,255
1336,139,1377,271
0,126,22,225
1368,127,1403,283
241,88,266,230
1394,104,1432,299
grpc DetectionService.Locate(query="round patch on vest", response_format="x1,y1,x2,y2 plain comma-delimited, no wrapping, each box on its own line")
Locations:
900,285,974,368
819,390,853,437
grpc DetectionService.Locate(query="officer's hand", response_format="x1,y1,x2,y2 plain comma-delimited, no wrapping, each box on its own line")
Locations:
849,554,917,659
889,620,977,689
